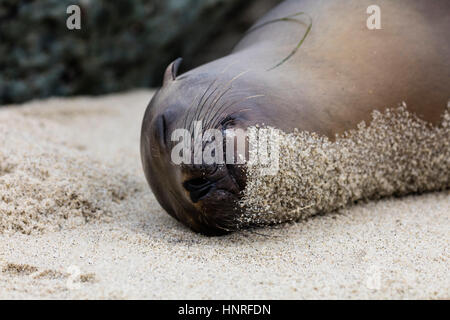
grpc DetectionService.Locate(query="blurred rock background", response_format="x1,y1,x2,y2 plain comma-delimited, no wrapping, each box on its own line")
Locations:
0,0,281,104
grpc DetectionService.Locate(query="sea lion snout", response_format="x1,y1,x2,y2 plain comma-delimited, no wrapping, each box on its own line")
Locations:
141,93,246,235
183,177,212,203
173,162,243,235
182,164,241,204
140,58,256,235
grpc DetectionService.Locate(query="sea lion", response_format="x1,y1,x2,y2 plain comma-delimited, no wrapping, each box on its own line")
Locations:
140,0,450,235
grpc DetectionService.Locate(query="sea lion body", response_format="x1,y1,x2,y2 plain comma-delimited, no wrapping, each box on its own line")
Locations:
141,0,450,235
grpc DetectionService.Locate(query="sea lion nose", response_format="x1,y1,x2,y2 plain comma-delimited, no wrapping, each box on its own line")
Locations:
182,165,241,204
183,177,212,203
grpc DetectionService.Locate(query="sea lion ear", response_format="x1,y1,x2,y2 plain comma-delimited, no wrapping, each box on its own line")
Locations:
163,57,183,86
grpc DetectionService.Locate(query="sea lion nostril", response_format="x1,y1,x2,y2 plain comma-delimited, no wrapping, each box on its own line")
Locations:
184,178,209,189
183,178,212,203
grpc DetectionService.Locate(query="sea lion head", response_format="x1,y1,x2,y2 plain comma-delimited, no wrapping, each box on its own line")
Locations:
140,58,255,236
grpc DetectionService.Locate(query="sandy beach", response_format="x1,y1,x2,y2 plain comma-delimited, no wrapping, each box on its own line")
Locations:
0,90,448,299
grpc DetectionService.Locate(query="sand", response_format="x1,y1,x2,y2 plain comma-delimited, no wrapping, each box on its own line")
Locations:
240,106,449,228
0,90,448,299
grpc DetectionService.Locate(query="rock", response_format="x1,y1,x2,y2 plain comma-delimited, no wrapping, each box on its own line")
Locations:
0,0,281,104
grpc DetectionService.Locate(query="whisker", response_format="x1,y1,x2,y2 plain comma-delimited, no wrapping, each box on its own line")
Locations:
186,78,218,133
220,61,238,74
227,70,250,86
200,84,229,121
201,70,251,130
182,91,202,132
205,99,238,131
202,86,233,129
208,95,264,130
190,83,220,134
212,108,253,129
246,228,278,238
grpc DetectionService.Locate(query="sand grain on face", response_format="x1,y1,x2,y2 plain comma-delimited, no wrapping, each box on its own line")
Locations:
240,104,450,227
